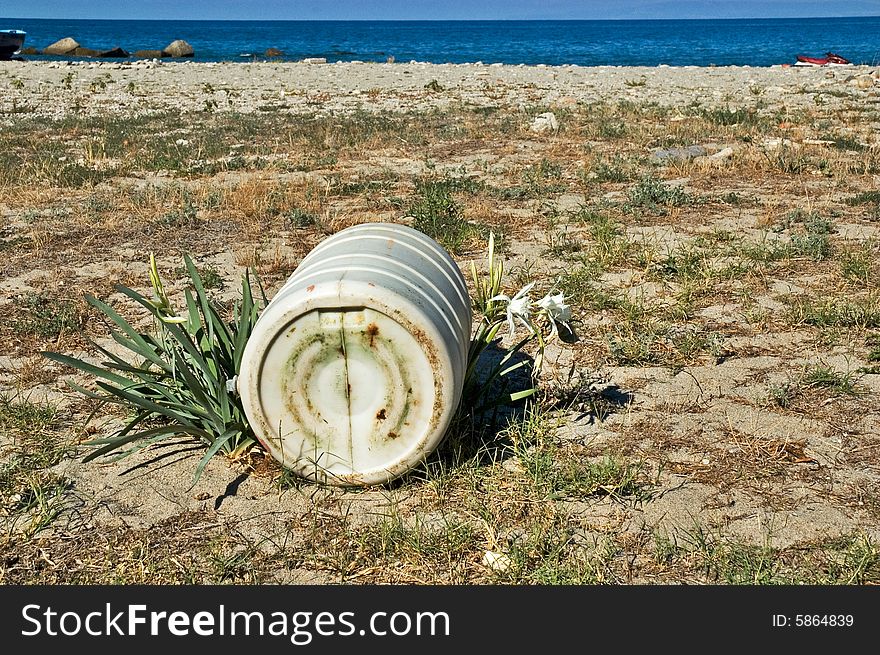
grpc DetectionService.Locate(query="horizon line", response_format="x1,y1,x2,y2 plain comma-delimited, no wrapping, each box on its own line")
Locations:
2,14,879,22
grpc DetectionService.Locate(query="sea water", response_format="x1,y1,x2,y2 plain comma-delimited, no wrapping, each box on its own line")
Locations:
1,16,878,66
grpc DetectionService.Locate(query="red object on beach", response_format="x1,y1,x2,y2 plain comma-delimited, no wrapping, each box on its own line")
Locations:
824,52,851,64
796,55,830,66
795,52,851,67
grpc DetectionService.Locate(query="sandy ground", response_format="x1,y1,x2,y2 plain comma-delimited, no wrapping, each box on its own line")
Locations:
1,60,879,584
1,59,879,119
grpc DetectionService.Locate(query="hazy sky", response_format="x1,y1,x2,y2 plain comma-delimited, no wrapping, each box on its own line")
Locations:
1,0,879,20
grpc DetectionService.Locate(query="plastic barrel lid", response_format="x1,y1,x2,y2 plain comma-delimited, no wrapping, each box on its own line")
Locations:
238,224,469,486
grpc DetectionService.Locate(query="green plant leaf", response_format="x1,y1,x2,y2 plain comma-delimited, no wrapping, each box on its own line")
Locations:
41,351,133,387
192,427,239,485
82,424,210,462
56,254,265,485
86,293,169,370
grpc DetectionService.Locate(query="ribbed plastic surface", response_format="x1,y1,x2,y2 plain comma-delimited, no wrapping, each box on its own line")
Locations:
238,223,471,485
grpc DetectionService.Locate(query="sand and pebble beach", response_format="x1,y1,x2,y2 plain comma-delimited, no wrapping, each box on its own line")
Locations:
2,59,880,119
2,55,880,585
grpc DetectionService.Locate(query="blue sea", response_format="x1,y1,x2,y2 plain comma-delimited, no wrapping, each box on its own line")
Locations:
2,17,879,67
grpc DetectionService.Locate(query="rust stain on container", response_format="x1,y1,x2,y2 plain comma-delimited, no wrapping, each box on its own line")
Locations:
366,322,379,347
376,408,387,420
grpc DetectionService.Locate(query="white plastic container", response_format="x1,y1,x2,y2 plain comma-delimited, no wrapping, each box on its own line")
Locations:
238,223,472,486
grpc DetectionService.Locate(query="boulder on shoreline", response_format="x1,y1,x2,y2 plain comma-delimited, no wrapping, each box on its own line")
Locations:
98,47,130,58
72,47,102,57
163,40,194,58
18,46,42,55
43,37,80,55
134,49,165,59
265,47,285,58
71,46,130,58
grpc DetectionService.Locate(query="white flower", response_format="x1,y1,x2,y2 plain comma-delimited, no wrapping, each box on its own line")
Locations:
490,281,535,338
175,138,190,146
536,292,571,337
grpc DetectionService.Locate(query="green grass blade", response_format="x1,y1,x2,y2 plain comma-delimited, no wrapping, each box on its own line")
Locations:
170,350,225,433
83,424,210,462
106,329,171,372
192,427,237,485
184,288,201,335
233,278,255,372
83,410,151,445
217,381,232,424
509,388,537,401
144,319,221,389
184,254,234,353
41,351,133,387
86,293,169,369
94,380,211,424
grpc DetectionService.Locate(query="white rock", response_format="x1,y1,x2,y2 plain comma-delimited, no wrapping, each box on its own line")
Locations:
481,550,512,572
530,111,558,133
502,457,524,474
762,137,793,150
706,146,735,161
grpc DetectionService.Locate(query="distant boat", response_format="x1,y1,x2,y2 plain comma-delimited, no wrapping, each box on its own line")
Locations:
0,29,26,59
794,52,852,67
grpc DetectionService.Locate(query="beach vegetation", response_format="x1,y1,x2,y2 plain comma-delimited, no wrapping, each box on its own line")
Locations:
694,105,758,127
43,255,265,485
627,174,692,213
800,363,864,396
573,206,631,267
846,190,880,206
839,244,876,286
845,190,880,219
589,154,638,183
558,268,620,310
514,424,652,501
2,60,880,587
868,338,880,371
597,120,628,139
764,145,811,174
12,293,84,339
542,222,583,259
785,294,880,329
0,392,73,538
407,176,492,252
663,525,879,584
